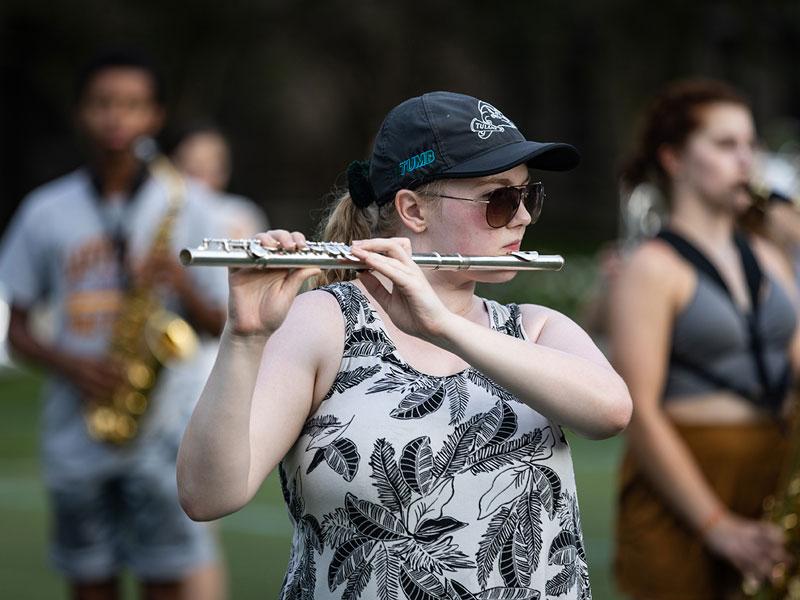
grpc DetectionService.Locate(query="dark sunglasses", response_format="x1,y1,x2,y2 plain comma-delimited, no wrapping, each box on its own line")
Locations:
424,182,545,228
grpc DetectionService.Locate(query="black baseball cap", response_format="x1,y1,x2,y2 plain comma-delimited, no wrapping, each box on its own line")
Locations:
364,91,580,206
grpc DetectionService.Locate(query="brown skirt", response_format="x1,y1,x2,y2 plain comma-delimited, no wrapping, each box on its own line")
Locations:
614,421,788,600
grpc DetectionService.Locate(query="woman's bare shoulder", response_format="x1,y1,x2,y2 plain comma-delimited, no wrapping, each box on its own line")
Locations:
274,287,346,361
625,238,686,276
612,239,690,300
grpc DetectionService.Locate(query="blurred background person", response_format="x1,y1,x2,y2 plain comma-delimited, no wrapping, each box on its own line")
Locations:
609,79,799,599
172,124,268,238
170,126,268,600
0,50,228,600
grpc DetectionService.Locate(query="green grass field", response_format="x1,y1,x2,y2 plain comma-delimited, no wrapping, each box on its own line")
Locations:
0,368,624,599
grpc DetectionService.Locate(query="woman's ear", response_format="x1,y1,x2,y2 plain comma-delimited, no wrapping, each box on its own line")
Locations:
394,189,428,233
657,143,682,180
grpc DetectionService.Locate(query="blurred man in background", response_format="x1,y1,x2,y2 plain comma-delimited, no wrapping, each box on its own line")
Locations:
0,50,227,600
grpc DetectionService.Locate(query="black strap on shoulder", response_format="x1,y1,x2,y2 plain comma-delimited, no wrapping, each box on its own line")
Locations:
732,233,764,313
656,228,786,411
731,233,779,406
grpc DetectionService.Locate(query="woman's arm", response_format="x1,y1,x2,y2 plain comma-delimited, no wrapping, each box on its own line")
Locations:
609,244,722,527
350,237,631,439
177,230,340,521
434,305,631,439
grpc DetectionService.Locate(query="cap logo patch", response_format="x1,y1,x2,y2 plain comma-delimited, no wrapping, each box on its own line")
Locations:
399,149,435,176
470,101,517,139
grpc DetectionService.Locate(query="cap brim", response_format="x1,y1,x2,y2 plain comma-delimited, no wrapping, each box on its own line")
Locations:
442,141,580,178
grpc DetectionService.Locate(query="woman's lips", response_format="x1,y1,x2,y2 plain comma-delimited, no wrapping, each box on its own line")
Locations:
502,242,521,252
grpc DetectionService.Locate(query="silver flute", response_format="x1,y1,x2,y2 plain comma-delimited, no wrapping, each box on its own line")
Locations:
179,239,564,271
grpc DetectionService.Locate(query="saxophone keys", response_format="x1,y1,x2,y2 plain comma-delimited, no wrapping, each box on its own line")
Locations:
127,361,155,389
113,414,137,442
782,512,798,531
123,391,148,415
87,406,118,439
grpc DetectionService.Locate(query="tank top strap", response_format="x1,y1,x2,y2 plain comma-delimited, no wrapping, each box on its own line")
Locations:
484,298,527,340
318,280,380,338
318,281,403,369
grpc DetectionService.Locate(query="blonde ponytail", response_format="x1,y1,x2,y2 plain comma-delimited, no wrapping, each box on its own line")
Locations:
312,180,444,287
313,190,401,286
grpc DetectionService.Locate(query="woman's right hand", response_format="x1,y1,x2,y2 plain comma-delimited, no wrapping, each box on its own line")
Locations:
703,511,789,582
226,230,321,336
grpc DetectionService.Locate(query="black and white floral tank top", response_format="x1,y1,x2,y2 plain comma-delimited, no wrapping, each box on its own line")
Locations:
278,281,590,600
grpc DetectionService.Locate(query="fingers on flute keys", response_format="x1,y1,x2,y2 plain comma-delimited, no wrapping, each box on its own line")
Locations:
351,237,416,275
254,230,308,251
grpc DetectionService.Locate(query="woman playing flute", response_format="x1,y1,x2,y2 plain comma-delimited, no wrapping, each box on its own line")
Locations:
177,91,631,599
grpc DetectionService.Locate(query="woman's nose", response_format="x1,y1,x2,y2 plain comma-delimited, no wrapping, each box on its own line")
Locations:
509,198,533,227
738,143,754,172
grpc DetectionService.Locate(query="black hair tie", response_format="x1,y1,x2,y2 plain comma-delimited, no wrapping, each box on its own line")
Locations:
346,160,377,209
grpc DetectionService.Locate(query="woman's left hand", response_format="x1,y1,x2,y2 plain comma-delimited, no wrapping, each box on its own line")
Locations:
350,237,452,342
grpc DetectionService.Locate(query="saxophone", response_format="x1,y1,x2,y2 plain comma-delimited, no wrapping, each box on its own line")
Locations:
743,404,800,598
84,139,199,444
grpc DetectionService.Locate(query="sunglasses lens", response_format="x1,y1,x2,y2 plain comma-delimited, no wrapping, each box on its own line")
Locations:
526,183,544,224
486,183,544,227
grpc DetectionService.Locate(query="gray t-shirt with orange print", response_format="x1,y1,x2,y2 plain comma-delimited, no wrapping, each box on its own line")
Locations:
0,168,228,486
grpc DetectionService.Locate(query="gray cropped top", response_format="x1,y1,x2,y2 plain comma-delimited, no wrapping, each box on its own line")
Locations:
659,230,797,409
663,272,796,401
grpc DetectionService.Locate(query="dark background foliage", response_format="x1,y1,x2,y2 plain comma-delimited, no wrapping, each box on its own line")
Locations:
2,0,800,251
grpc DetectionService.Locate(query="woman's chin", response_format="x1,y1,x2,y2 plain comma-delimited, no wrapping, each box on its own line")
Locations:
473,270,519,284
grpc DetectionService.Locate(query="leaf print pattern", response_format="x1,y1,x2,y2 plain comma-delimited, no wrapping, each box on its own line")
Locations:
475,401,518,448
531,466,561,520
370,364,516,425
278,465,325,600
325,438,360,481
328,536,376,589
444,375,470,424
322,437,477,598
494,304,525,341
390,384,445,420
345,492,409,540
374,544,401,600
400,436,434,495
476,505,518,587
345,327,397,360
447,579,541,600
432,414,483,480
278,282,591,599
302,415,361,481
332,282,378,338
469,430,548,475
368,367,439,396
370,438,413,512
343,560,373,600
476,460,567,589
301,415,341,438
545,493,590,599
467,370,517,404
324,365,382,401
